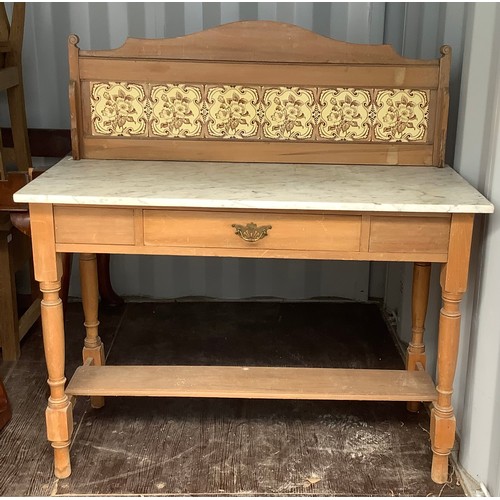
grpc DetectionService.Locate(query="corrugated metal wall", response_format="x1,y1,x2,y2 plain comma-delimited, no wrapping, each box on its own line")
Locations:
8,4,500,490
392,4,500,493
15,1,466,141
2,3,467,300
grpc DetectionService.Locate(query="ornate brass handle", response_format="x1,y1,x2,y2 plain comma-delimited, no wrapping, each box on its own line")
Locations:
232,222,272,242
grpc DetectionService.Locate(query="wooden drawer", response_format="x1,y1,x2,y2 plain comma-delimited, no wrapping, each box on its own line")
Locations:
369,215,451,254
54,206,135,245
143,210,362,252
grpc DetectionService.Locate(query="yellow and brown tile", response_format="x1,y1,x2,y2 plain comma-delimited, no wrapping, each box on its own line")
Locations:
318,88,371,141
262,87,315,140
373,89,429,142
150,84,203,138
91,82,148,136
206,86,259,139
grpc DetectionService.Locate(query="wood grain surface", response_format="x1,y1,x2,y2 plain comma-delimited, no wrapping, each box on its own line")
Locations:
66,365,436,401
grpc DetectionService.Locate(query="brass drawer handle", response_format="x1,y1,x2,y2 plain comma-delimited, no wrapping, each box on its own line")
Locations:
232,222,272,242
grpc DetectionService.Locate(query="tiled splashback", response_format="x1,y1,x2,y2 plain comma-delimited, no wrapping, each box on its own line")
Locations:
90,82,429,142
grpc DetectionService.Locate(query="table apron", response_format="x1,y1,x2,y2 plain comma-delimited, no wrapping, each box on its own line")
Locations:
51,206,451,263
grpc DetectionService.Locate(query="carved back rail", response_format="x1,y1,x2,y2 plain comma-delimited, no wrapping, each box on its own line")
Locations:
68,21,451,166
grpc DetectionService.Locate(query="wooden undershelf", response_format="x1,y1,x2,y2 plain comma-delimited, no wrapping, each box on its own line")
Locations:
66,365,437,402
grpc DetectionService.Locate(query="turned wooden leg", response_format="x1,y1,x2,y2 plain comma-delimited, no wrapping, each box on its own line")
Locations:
80,253,105,409
97,253,124,307
430,214,474,484
431,289,462,483
407,262,431,412
41,280,73,479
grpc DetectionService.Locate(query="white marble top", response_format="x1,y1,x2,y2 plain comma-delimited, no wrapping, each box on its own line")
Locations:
14,157,494,214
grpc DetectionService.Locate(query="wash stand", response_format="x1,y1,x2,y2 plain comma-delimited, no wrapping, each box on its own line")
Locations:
14,21,493,484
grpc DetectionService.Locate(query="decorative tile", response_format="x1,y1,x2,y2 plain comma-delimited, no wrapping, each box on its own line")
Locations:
206,86,259,139
150,85,203,137
263,88,315,140
88,82,432,144
91,82,147,136
318,89,371,140
374,90,429,142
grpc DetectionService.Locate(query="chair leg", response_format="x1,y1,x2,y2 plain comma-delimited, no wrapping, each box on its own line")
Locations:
0,378,12,430
0,226,20,361
60,253,72,313
97,253,123,307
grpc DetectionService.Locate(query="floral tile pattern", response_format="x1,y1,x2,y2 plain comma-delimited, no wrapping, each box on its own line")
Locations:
89,82,430,143
91,82,147,136
319,89,371,140
207,86,259,138
150,85,203,137
374,90,429,142
263,88,314,140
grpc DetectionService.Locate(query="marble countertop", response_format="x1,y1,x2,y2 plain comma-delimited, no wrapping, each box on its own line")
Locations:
14,157,494,213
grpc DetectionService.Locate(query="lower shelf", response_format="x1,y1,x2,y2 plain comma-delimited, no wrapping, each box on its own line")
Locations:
66,365,437,402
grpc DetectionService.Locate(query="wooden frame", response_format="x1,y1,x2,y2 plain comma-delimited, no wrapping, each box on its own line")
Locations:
68,21,451,167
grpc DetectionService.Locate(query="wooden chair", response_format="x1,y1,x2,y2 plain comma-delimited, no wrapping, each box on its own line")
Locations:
0,173,40,360
0,2,31,179
0,3,122,360
0,3,37,361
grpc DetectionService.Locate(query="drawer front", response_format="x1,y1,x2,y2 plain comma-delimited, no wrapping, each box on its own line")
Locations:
369,216,451,254
54,206,135,245
143,210,362,252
